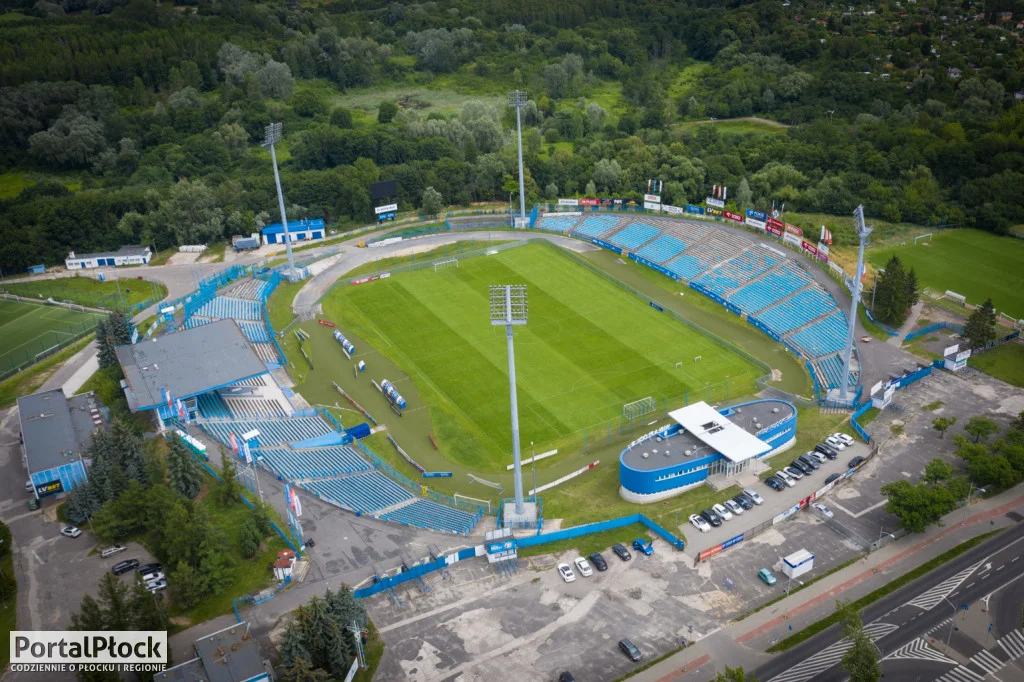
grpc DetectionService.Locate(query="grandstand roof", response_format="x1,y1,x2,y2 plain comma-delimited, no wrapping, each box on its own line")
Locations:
116,319,268,412
667,401,771,463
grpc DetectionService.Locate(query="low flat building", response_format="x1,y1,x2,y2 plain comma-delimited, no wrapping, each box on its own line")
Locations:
17,389,107,499
65,245,152,269
156,622,272,682
261,218,325,245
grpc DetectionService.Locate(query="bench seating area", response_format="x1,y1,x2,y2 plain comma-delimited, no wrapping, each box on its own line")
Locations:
259,446,371,478
193,296,262,321
200,416,333,447
727,262,812,314
222,397,288,418
755,287,835,334
693,249,781,296
379,499,478,535
608,222,661,251
789,311,849,358
817,354,858,389
224,278,270,301
303,472,413,513
573,214,623,238
664,233,746,281
236,320,271,344
536,214,582,233
196,392,232,420
634,234,687,263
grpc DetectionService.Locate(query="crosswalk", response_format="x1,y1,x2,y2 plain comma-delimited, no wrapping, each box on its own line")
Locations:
767,622,898,682
934,665,984,682
906,560,983,611
883,638,956,664
998,628,1024,660
969,648,1004,675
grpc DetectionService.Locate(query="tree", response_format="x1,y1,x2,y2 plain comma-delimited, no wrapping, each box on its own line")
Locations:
736,178,752,208
283,658,331,682
239,516,262,559
585,102,607,130
258,60,296,100
932,416,957,439
923,458,954,483
592,158,622,192
963,298,997,349
378,101,398,124
218,452,241,505
712,666,758,681
152,178,225,246
28,109,108,169
873,256,913,325
330,107,353,129
838,600,881,682
584,180,597,196
280,587,369,678
881,479,962,533
165,436,201,499
964,416,1000,443
420,186,443,215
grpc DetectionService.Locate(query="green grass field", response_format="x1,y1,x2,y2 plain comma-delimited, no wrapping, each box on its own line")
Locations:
868,229,1024,318
969,341,1024,387
0,299,105,378
320,243,761,469
1,275,166,313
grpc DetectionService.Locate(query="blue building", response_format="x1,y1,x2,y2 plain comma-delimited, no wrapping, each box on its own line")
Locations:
261,217,325,245
17,389,108,499
619,398,796,503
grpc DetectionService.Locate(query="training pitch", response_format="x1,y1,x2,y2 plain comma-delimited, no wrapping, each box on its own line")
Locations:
321,243,761,468
0,299,104,376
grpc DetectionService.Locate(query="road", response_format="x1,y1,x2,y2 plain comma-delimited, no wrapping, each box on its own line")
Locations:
755,520,1024,682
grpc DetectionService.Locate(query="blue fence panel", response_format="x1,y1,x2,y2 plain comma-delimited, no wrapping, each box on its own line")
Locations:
639,516,685,550
864,308,900,336
590,238,623,254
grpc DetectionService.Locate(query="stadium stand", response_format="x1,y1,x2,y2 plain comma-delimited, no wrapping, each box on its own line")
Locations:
608,222,661,251
250,344,280,365
236,320,271,344
650,218,712,243
693,248,781,296
380,499,478,535
223,278,270,301
196,392,233,420
193,296,262,321
789,311,849,357
573,214,624,238
727,262,813,313
664,232,749,281
634,234,687,263
817,354,858,389
258,446,371,478
535,214,582,233
222,397,288,418
303,472,413,513
200,416,333,447
755,287,835,334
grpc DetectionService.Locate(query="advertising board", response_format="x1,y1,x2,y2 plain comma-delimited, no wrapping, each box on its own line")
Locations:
705,197,725,209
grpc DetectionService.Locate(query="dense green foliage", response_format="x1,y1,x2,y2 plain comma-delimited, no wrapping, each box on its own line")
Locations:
963,297,998,349
279,586,368,680
1,0,1023,272
872,255,918,325
954,412,1024,488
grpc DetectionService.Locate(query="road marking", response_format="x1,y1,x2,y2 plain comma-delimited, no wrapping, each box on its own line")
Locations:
828,498,888,518
935,666,985,682
765,623,897,682
907,560,984,611
884,638,956,664
998,629,1024,660
970,648,1005,675
996,564,1005,571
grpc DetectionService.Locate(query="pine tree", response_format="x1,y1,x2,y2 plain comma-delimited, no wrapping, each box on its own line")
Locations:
96,317,119,369
282,658,330,682
71,595,106,631
239,517,262,558
280,625,314,672
96,572,132,630
874,255,910,325
169,561,202,609
905,267,919,309
166,436,201,499
963,298,997,349
218,451,241,505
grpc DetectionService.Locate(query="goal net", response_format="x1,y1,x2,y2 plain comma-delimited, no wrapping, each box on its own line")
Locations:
433,258,458,272
623,396,656,421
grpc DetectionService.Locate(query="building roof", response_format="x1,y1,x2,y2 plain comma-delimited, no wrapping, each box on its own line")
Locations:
116,319,268,411
67,245,151,261
157,622,269,682
261,217,324,234
784,549,815,567
667,402,771,463
17,389,106,475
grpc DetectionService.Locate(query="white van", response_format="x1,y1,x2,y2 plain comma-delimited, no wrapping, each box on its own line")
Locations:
101,545,127,559
25,480,34,493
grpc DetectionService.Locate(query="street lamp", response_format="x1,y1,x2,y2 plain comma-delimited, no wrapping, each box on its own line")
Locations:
942,596,958,651
262,122,296,278
827,109,836,121
507,91,528,227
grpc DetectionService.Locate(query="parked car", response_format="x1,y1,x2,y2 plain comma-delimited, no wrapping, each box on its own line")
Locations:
690,514,712,533
723,499,744,516
25,480,35,493
815,443,838,460
632,538,654,556
813,503,834,518
783,465,805,480
557,563,576,583
774,470,796,487
589,553,608,572
733,494,753,510
742,488,764,505
700,509,723,527
809,451,828,465
142,571,165,585
825,435,847,451
798,454,821,470
825,473,842,484
788,460,811,476
848,456,866,468
147,579,168,594
834,433,855,447
618,639,643,662
27,498,39,511
765,477,784,492
101,545,127,559
111,559,139,575
574,557,593,577
712,503,733,521
758,568,777,586
136,563,161,576
612,544,632,561
61,526,82,538
559,673,577,682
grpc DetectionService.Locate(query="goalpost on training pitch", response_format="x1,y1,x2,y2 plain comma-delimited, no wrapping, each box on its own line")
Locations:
622,396,656,421
433,258,458,272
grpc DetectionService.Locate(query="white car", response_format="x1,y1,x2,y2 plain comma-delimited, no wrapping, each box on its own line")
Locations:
782,466,804,480
574,557,593,577
813,503,834,518
775,470,796,487
834,433,855,447
147,579,167,593
557,563,576,583
825,435,846,451
690,514,712,533
809,451,828,465
723,499,744,516
143,572,166,585
61,526,82,538
742,489,764,505
712,503,733,521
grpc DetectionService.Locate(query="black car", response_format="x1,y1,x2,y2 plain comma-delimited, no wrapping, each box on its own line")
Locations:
136,563,161,576
790,459,813,475
815,443,838,460
619,639,643,662
612,544,632,561
825,473,842,484
112,559,139,575
589,552,608,572
559,673,576,682
798,454,821,470
848,456,866,468
700,509,722,527
765,476,784,491
733,494,753,510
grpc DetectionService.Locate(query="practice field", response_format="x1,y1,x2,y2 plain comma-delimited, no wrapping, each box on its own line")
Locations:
0,299,105,378
0,275,165,312
321,243,762,468
868,229,1024,318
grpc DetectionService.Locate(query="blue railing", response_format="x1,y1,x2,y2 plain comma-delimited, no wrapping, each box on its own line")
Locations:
904,321,964,343
850,402,873,442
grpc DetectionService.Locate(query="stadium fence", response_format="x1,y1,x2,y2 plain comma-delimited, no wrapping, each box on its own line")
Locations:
903,320,963,343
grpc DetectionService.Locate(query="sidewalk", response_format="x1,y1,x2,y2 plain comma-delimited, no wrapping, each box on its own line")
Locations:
631,487,1024,682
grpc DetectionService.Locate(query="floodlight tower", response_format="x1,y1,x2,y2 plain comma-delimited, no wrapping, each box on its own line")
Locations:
490,284,535,526
508,91,528,227
841,205,873,400
262,122,295,277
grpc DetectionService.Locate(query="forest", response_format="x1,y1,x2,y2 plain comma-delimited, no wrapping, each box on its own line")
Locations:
0,0,1022,271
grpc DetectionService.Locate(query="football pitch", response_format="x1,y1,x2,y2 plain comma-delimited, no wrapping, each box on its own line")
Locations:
0,299,104,377
322,243,762,468
868,229,1024,318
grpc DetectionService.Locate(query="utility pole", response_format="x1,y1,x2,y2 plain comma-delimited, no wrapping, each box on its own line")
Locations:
262,123,296,278
508,91,528,227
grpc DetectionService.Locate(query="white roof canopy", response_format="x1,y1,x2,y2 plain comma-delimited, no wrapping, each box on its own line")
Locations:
667,401,771,463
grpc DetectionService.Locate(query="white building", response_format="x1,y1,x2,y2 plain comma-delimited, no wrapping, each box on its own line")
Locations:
65,245,152,269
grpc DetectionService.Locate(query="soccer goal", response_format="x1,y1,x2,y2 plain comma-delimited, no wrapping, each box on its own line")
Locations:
623,396,656,421
914,233,933,245
433,258,459,272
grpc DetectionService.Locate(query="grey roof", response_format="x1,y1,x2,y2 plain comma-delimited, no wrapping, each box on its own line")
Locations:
116,319,268,411
157,622,269,682
17,389,105,475
67,245,151,261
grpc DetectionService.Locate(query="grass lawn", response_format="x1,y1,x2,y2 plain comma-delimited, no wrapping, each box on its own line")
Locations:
673,118,787,136
0,334,93,407
202,241,226,263
344,238,512,279
0,299,103,379
868,229,1024,318
0,552,16,670
320,242,761,470
0,170,33,199
353,620,385,682
266,280,305,331
328,84,502,116
969,342,1024,387
1,275,167,312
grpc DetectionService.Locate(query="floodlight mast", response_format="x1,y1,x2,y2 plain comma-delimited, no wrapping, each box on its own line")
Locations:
508,91,528,226
262,122,295,276
841,205,872,399
490,285,528,515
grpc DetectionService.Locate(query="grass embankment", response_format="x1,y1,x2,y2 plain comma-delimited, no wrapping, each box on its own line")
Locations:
857,306,891,341
266,280,305,331
1,275,166,311
0,334,93,408
0,551,16,669
353,620,384,682
969,342,1024,387
766,530,1002,652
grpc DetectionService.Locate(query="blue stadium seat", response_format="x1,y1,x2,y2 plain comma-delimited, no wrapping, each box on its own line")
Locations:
608,222,661,251
535,214,581,233
199,416,333,447
258,446,371,478
789,311,849,358
692,249,782,296
755,287,836,335
236,320,271,344
635,234,687,263
193,296,262,321
196,392,233,420
380,499,478,535
727,263,811,314
573,214,622,238
303,472,413,513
